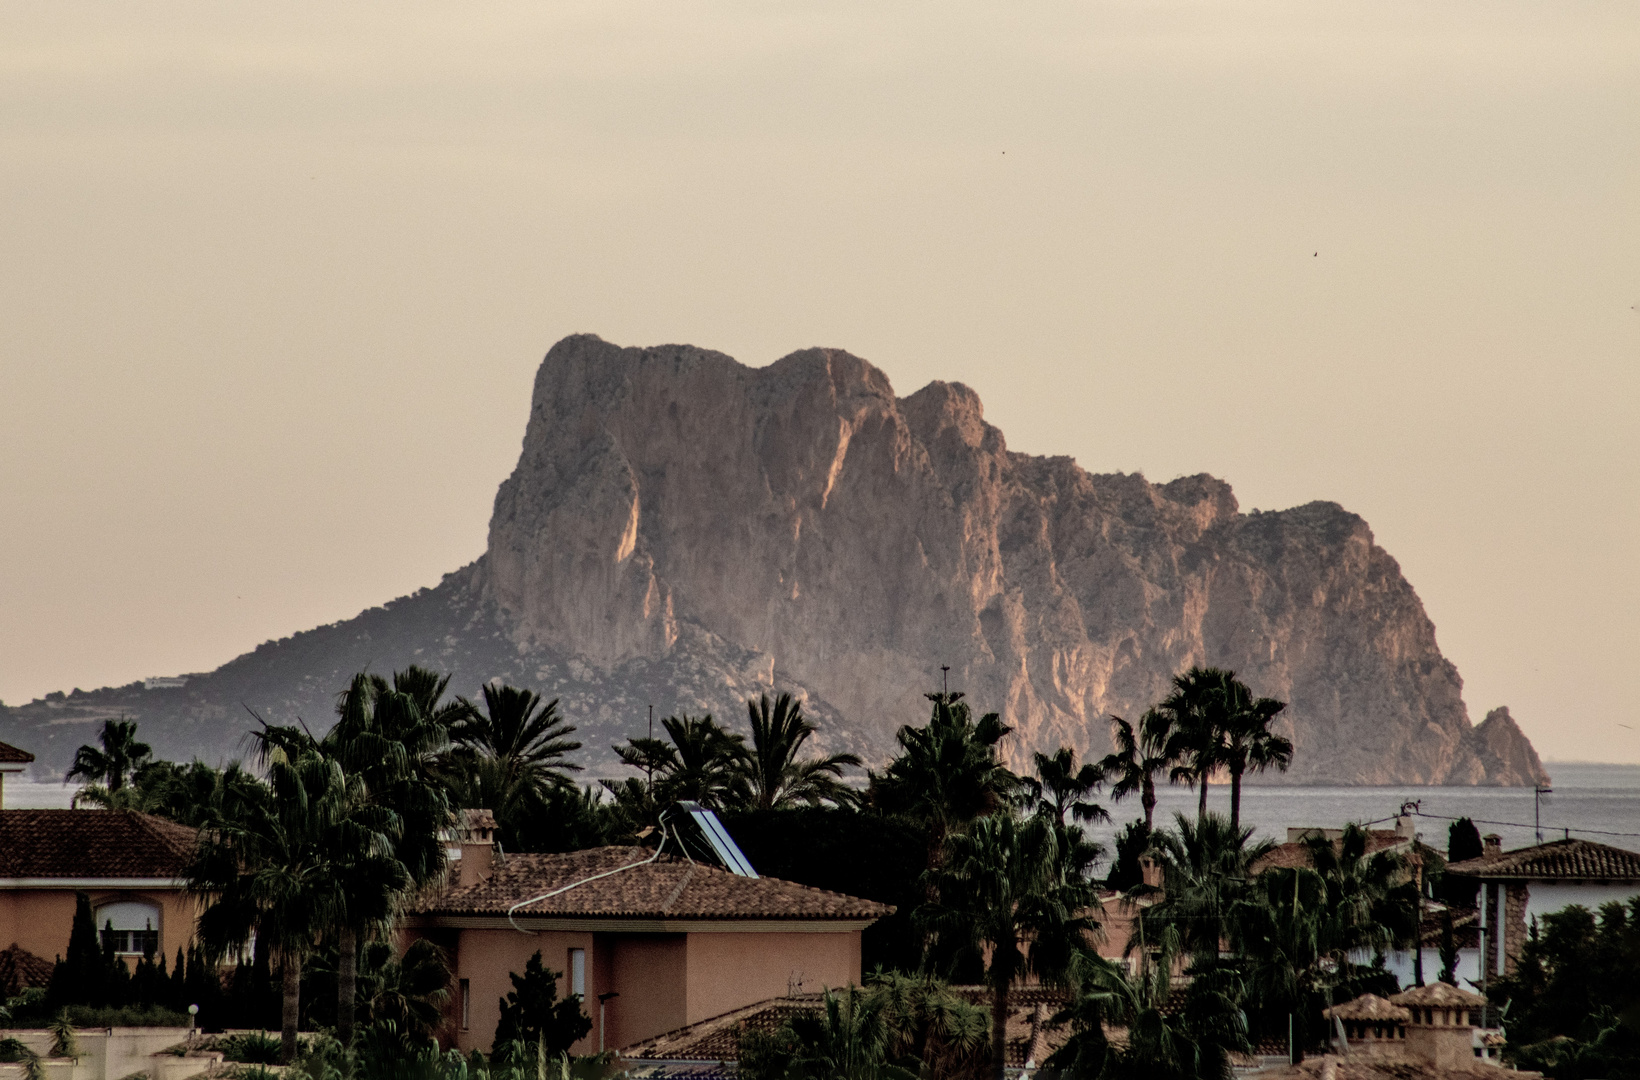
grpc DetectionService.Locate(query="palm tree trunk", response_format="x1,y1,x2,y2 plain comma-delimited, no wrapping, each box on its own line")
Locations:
1142,777,1155,831
989,979,1009,1080
1197,772,1208,820
1230,768,1243,831
281,952,302,1065
337,926,357,1045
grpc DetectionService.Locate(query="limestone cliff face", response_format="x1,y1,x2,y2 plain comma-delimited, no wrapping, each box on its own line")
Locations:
0,334,1548,785
478,334,1544,785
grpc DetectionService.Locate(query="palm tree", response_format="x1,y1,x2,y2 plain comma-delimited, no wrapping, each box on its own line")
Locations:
1302,823,1418,970
1139,812,1275,968
1215,677,1291,831
1229,826,1416,1053
1027,746,1108,885
921,813,1101,1080
611,713,750,811
870,692,1020,890
356,937,453,1045
866,971,989,1080
324,669,458,1045
742,692,862,810
1027,746,1107,827
1097,710,1175,831
449,683,583,820
1048,953,1250,1080
1158,668,1236,820
188,738,398,1063
785,986,917,1080
66,718,151,793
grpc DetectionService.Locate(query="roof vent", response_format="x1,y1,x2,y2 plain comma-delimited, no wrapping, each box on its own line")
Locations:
673,801,758,877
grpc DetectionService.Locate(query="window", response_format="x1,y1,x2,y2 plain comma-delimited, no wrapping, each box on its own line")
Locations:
569,949,586,998
460,979,471,1031
96,900,161,956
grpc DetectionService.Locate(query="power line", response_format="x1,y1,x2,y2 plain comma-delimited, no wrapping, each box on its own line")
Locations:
1406,809,1640,841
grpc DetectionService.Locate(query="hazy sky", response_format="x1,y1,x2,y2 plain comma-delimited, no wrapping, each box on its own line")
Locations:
2,0,1636,763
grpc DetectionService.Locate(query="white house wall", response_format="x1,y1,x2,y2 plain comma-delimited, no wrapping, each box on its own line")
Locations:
1525,882,1640,926
1385,947,1481,992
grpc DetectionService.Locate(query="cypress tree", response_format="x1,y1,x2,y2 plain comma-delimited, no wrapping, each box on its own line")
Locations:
169,948,187,1010
101,921,131,1007
46,892,105,1008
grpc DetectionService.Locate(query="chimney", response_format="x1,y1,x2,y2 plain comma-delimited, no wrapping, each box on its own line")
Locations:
1483,834,1502,858
1139,854,1163,890
1395,814,1417,842
456,809,499,888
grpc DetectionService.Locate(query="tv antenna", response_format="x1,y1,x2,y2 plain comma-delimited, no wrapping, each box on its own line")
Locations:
940,665,950,697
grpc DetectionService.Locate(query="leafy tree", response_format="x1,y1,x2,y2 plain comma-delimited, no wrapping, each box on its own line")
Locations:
921,813,1101,1080
742,692,862,810
65,718,152,795
1215,678,1290,831
492,951,592,1062
503,783,636,855
1438,818,1483,908
1097,711,1174,831
1492,900,1640,1051
722,806,927,974
1438,907,1460,986
870,692,1020,893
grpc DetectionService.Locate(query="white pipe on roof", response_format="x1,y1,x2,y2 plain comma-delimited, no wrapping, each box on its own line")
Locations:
506,810,680,934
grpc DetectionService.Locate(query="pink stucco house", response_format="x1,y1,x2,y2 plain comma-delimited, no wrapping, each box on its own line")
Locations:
406,842,894,1055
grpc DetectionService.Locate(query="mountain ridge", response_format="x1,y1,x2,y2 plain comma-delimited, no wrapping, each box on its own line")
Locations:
0,334,1546,787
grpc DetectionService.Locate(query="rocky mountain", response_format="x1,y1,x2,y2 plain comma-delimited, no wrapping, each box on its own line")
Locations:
0,335,1547,786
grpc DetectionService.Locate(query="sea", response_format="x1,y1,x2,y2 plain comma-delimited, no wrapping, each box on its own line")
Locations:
1081,761,1640,854
8,762,1640,855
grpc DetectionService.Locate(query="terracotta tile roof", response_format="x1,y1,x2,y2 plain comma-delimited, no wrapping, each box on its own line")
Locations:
1326,994,1411,1023
0,943,53,996
0,740,34,765
624,989,1067,1069
1445,838,1640,883
0,809,197,880
1390,983,1486,1010
1253,831,1409,873
1247,1054,1540,1080
424,847,894,922
623,994,824,1061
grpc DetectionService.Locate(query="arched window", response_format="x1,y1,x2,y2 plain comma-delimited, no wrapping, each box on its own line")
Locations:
96,900,161,956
